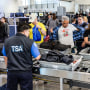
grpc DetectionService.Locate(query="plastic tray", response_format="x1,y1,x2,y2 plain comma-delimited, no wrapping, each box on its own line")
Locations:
79,47,90,60
39,55,83,71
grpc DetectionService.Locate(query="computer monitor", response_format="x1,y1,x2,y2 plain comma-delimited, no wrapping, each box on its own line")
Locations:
10,13,15,17
15,13,24,17
39,12,44,17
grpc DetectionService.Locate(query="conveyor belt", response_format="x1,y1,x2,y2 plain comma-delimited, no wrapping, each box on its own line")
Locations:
0,52,90,90
33,59,90,83
33,58,90,90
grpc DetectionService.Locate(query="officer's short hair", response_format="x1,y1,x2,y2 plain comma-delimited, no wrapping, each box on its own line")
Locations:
62,16,69,22
17,22,31,32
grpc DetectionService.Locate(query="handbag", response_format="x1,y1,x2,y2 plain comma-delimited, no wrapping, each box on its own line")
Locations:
33,25,41,41
44,35,50,42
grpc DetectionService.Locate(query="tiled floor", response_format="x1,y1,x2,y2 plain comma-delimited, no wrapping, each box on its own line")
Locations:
33,80,90,90
1,75,90,90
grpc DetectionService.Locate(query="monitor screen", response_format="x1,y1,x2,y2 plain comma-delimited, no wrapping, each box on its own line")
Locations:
15,13,24,17
10,13,15,17
39,13,43,17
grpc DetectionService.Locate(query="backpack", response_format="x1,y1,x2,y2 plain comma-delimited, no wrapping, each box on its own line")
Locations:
40,50,74,65
40,40,71,51
40,50,64,62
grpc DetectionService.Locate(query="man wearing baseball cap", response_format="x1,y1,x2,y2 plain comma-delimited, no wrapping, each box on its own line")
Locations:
29,13,46,44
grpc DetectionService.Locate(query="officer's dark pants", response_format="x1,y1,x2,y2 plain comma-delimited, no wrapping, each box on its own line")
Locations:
6,71,33,90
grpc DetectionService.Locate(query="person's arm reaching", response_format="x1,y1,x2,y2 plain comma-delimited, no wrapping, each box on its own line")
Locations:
84,37,90,44
82,37,90,47
82,41,86,47
71,24,78,31
82,30,90,47
40,28,46,36
31,43,41,60
35,55,41,60
36,23,46,36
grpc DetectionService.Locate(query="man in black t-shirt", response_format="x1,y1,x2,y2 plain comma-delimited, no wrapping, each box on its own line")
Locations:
88,13,90,23
82,29,90,47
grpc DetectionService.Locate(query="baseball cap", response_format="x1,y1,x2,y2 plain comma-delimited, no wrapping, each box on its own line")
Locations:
29,13,37,22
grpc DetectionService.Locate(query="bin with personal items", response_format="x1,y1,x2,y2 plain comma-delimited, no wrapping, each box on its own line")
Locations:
39,50,83,71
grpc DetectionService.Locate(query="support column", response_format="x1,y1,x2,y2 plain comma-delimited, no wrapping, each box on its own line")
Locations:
60,78,63,90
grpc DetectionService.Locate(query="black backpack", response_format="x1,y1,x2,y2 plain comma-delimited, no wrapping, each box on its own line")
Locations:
40,50,64,62
40,40,71,51
40,50,74,65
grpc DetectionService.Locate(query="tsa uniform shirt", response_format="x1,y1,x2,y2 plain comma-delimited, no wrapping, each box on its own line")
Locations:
2,33,40,71
2,42,40,58
58,24,77,48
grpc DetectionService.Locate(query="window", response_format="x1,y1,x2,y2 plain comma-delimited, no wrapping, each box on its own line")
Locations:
35,0,58,4
35,0,41,4
22,0,29,6
42,0,47,4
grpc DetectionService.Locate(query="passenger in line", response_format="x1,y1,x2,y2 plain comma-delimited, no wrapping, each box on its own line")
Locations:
82,24,90,47
1,17,9,38
78,16,88,29
0,21,7,55
75,16,87,53
58,16,77,48
46,13,59,36
46,14,52,35
83,16,88,25
87,12,90,23
29,13,46,44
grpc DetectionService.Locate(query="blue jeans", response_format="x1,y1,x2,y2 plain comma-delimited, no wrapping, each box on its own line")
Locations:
6,71,33,90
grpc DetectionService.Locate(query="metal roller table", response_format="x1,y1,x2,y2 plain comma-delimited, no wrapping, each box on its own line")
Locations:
33,59,90,90
0,47,90,90
33,48,90,90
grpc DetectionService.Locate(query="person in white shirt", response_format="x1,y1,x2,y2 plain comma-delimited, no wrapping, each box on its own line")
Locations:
58,16,77,48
